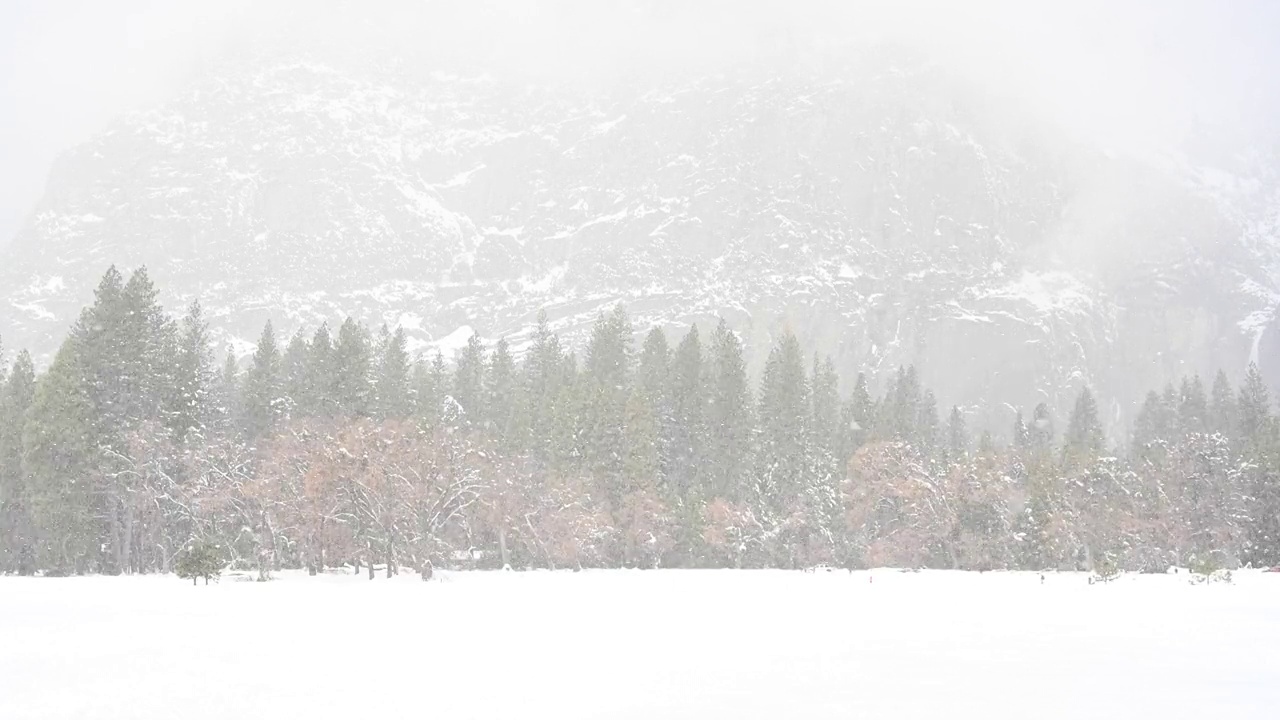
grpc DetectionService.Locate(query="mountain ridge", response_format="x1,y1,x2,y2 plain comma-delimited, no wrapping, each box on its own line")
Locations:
1,49,1275,434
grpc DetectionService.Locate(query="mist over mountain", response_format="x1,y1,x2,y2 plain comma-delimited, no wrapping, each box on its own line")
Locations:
2,1,1278,437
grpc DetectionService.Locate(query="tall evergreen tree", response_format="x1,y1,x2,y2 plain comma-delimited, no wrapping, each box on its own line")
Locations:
917,389,940,457
1065,386,1105,460
754,329,809,515
302,323,335,417
668,325,708,499
414,351,448,428
485,338,518,446
452,334,487,427
1029,402,1055,455
707,319,753,502
213,351,240,431
810,355,841,460
1238,362,1271,447
0,350,36,574
1179,375,1208,435
331,317,372,417
371,322,409,417
946,406,968,463
848,372,874,447
1208,370,1236,437
168,299,214,443
523,310,566,460
21,341,97,571
636,327,674,482
1013,409,1029,453
280,330,310,418
1132,390,1165,459
582,306,633,503
241,321,283,440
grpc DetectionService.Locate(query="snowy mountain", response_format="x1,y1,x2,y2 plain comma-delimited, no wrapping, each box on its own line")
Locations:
1,48,1275,431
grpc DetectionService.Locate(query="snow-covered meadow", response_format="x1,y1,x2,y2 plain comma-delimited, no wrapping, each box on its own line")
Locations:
2,569,1278,719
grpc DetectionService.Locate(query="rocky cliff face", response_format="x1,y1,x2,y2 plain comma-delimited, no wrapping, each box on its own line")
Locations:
2,49,1275,433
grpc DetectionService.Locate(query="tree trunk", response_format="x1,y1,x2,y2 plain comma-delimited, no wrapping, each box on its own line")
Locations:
367,541,375,580
499,527,510,569
121,502,135,575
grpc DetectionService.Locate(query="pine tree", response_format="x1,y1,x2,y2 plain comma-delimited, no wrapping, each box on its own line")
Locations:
636,327,673,482
331,317,372,417
848,372,874,446
669,325,708,500
1208,370,1236,438
978,429,996,456
582,306,633,503
946,406,968,463
1013,410,1029,453
1132,390,1165,460
1065,386,1105,462
1029,402,1055,455
917,389,940,457
241,321,283,441
21,341,97,572
414,351,448,428
373,322,412,417
810,355,841,460
1179,375,1208,435
452,333,487,428
280,330,310,417
486,338,519,447
0,350,36,574
754,329,809,516
1238,362,1271,448
168,300,214,443
523,310,566,460
706,319,753,502
1237,363,1280,565
893,365,922,442
307,323,337,416
213,351,240,431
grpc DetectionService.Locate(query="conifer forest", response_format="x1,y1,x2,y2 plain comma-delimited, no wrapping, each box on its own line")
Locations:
2,265,1277,578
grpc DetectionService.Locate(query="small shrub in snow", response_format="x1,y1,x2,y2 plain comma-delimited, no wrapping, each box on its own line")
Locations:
176,540,226,586
1189,556,1233,585
1090,555,1120,584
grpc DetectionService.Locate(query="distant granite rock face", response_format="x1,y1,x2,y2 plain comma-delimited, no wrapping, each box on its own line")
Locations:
1,49,1275,434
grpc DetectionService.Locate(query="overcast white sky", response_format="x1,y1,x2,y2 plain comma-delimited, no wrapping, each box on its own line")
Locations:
1,0,1277,247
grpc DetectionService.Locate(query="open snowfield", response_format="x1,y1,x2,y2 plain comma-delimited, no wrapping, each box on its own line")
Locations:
2,569,1279,719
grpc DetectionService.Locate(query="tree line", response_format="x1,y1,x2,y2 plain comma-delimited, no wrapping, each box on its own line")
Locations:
0,266,1278,577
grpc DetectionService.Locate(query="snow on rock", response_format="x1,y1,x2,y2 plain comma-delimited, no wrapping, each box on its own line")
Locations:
429,324,475,359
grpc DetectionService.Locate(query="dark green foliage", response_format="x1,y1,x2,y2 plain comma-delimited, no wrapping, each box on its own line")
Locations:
485,338,518,446
706,319,752,502
330,318,372,417
0,350,36,574
1029,402,1055,454
1065,386,1105,461
452,333,487,427
242,321,283,440
175,539,226,585
8,267,1280,576
754,329,808,514
1238,362,1271,448
668,325,707,499
947,406,967,463
168,300,214,443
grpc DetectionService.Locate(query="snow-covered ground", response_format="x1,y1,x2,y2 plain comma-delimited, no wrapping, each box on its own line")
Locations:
2,569,1278,719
